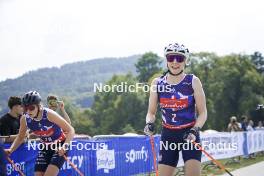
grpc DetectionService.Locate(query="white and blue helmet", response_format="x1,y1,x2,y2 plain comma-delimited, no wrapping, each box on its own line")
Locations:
164,43,190,59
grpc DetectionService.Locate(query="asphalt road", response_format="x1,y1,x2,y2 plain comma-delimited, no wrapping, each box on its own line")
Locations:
219,161,264,176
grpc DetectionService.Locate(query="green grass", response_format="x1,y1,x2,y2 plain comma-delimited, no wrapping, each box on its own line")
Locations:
202,152,264,176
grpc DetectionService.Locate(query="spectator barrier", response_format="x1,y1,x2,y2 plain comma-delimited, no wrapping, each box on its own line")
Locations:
3,131,264,176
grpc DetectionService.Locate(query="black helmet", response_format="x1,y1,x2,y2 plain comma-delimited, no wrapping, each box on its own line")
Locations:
22,91,42,106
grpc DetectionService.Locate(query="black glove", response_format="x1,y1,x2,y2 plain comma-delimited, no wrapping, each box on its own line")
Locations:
144,123,155,136
183,126,200,142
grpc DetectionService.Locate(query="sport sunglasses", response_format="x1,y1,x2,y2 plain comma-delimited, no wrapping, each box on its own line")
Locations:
166,54,186,63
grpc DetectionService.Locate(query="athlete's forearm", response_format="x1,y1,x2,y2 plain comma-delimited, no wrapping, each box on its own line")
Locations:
9,135,25,153
194,111,207,129
64,127,75,145
146,78,158,124
146,113,156,124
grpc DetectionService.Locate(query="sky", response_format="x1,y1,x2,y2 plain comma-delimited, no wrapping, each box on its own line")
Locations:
0,0,263,81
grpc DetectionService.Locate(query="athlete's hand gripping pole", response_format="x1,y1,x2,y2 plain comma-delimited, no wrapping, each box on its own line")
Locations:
192,141,234,176
63,155,84,176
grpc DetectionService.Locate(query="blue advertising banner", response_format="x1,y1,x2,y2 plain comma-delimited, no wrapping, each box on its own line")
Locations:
2,131,264,176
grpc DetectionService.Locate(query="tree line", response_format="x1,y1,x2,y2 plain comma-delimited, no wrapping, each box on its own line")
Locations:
56,52,264,135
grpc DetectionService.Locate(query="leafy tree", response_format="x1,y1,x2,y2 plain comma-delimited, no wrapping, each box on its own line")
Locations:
0,56,140,115
190,53,264,131
90,73,147,135
251,51,264,74
135,52,162,82
122,124,136,133
73,109,95,135
2,52,263,134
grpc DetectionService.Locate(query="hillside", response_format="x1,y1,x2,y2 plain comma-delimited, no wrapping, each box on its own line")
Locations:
0,55,140,113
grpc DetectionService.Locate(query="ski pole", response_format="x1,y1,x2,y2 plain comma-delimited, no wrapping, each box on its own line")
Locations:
150,135,158,176
192,141,234,176
6,156,25,176
63,155,84,176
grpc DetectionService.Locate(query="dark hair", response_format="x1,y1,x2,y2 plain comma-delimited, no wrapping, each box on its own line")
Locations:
8,96,22,109
47,95,58,102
